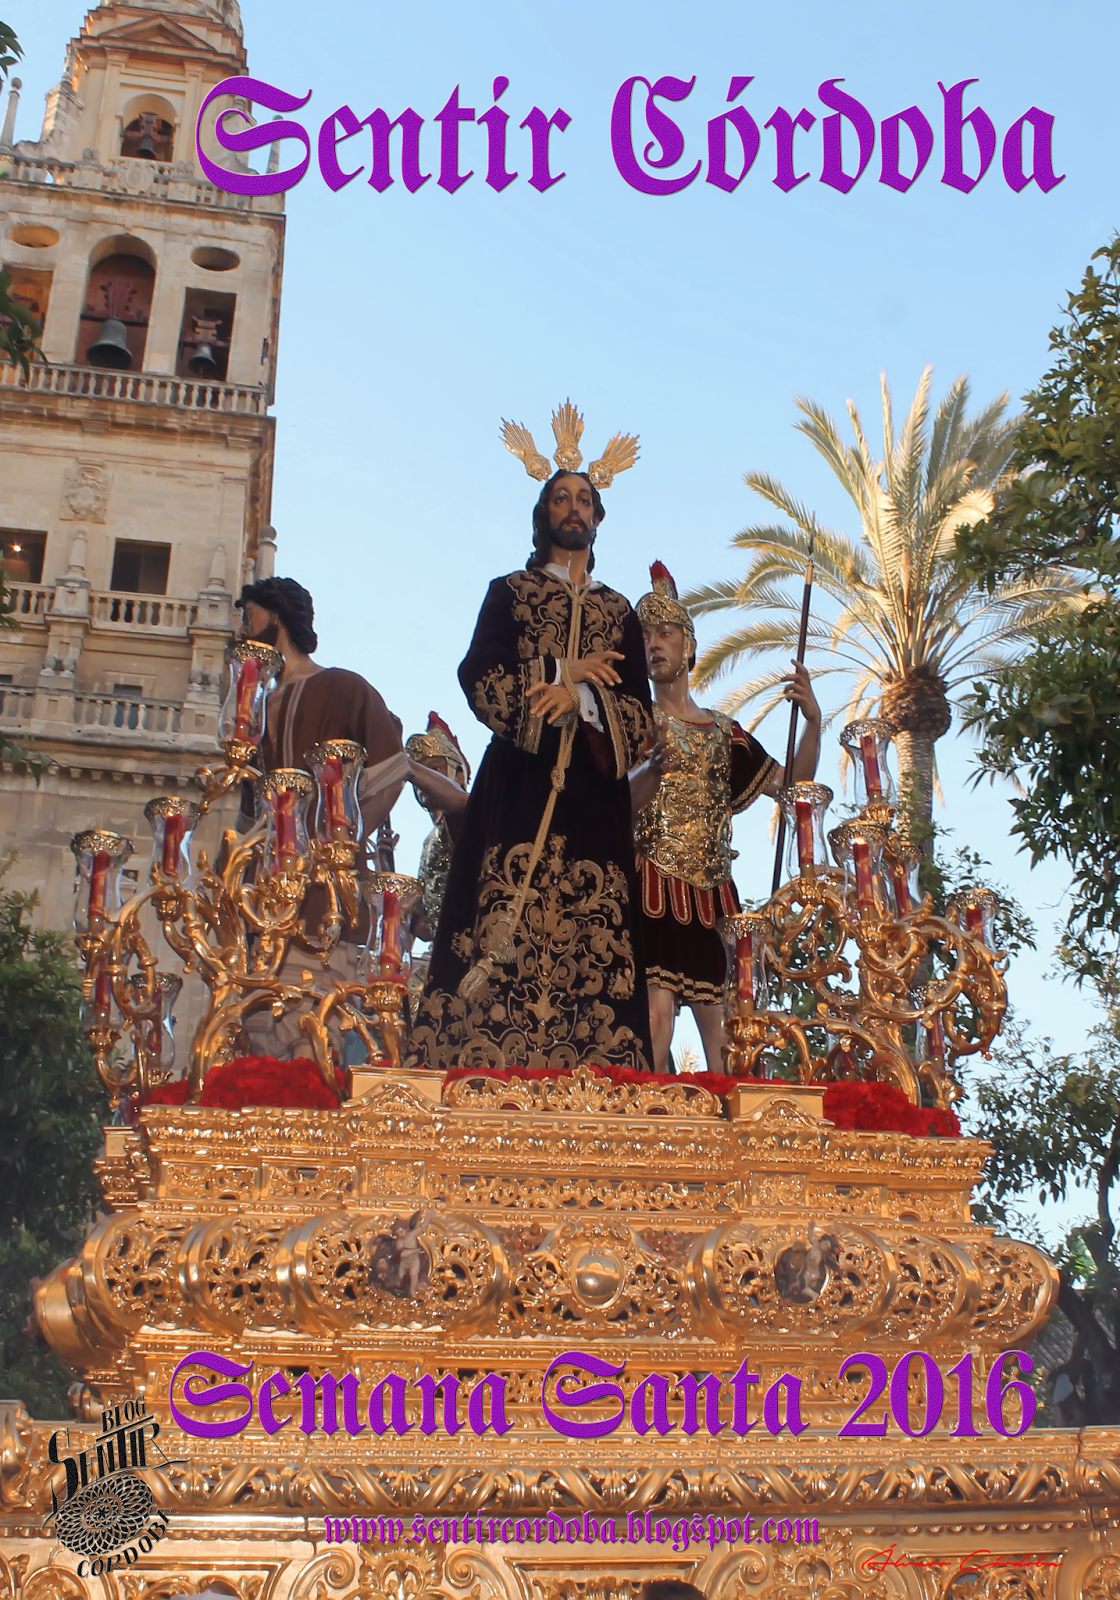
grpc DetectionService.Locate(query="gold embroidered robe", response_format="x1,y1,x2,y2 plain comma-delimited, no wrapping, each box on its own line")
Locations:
410,568,653,1072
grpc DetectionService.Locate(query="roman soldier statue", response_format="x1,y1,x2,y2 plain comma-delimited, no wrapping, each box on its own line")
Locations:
630,562,821,1073
405,711,471,936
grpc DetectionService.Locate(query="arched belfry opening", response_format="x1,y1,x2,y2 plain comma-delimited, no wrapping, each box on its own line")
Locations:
118,93,178,161
77,237,156,370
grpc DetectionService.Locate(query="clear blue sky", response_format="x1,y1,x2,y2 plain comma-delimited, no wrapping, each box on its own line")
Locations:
10,0,1120,1235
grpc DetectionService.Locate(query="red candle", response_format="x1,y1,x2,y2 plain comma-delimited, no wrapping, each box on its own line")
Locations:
320,756,348,836
93,965,112,1017
233,654,260,739
380,889,402,977
926,1010,946,1062
161,813,186,876
88,850,110,923
892,861,913,915
852,837,875,910
795,799,815,872
964,902,985,943
859,732,883,797
735,931,754,1010
274,788,299,867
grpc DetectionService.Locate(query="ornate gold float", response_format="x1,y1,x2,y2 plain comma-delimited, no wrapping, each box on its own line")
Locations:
5,676,1119,1600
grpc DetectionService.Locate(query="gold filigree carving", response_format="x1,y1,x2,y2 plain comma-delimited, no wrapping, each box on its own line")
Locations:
414,836,645,1073
704,1221,895,1336
504,1219,685,1335
1084,1555,1120,1600
284,1211,505,1333
181,1220,292,1333
82,1215,189,1333
532,1583,642,1600
971,1237,1060,1346
444,1063,720,1118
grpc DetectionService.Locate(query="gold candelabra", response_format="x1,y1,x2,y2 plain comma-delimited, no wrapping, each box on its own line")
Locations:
71,644,420,1113
720,719,1007,1108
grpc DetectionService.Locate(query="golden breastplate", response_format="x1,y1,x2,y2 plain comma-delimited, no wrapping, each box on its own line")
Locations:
633,710,735,889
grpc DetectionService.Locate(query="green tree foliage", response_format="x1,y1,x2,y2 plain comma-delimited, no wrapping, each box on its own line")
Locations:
0,21,21,83
959,239,1120,953
0,867,102,1417
0,265,46,377
971,1001,1120,1424
0,572,50,775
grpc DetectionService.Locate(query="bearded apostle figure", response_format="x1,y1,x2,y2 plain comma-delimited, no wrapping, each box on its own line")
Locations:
409,402,653,1072
630,563,821,1074
235,576,411,1057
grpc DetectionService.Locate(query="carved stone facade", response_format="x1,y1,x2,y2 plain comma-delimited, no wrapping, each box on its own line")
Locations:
0,0,282,958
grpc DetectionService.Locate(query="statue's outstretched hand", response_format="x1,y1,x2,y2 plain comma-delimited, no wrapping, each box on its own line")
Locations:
568,650,624,689
526,681,579,724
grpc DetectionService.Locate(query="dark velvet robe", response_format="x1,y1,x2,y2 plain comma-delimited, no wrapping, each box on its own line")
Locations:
410,568,653,1072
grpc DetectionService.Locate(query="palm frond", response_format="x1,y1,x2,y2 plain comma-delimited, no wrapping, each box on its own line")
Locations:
742,473,821,534
791,396,876,519
727,519,877,590
681,578,742,614
693,367,1066,827
925,373,970,486
888,364,931,545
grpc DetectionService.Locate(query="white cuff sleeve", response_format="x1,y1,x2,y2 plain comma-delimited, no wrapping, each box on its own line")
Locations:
551,659,603,732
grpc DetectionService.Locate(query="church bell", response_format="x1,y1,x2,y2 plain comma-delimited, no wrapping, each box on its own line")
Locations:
135,128,158,160
87,318,133,370
187,343,220,377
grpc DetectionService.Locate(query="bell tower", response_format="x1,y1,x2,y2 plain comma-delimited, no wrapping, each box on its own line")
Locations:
0,0,283,931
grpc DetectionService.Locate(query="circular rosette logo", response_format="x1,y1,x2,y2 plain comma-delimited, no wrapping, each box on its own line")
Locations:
54,1471,153,1557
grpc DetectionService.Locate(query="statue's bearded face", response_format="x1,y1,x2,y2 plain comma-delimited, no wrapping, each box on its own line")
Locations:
644,621,690,682
240,599,279,645
547,473,598,550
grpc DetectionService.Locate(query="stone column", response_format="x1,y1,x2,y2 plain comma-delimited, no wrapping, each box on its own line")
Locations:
40,529,91,681
185,542,234,738
256,524,277,579
0,78,21,150
33,529,91,735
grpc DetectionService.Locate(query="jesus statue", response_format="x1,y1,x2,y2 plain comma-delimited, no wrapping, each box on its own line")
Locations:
409,401,653,1073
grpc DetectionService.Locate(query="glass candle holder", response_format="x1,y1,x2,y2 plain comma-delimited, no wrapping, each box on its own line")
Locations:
779,782,834,880
305,739,364,844
946,888,1000,948
254,769,315,874
911,981,950,1065
828,820,889,916
839,718,897,808
71,830,134,933
81,964,117,1029
144,796,201,881
127,971,182,1076
218,640,282,745
363,872,422,979
884,838,923,916
718,912,772,1012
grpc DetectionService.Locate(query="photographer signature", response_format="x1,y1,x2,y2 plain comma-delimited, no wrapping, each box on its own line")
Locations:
860,1545,1063,1576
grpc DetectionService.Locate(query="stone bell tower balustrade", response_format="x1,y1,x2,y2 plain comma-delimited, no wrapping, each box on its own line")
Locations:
0,360,269,415
1,153,284,213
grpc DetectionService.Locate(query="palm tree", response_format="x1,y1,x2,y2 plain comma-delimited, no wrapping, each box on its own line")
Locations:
684,366,1088,833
